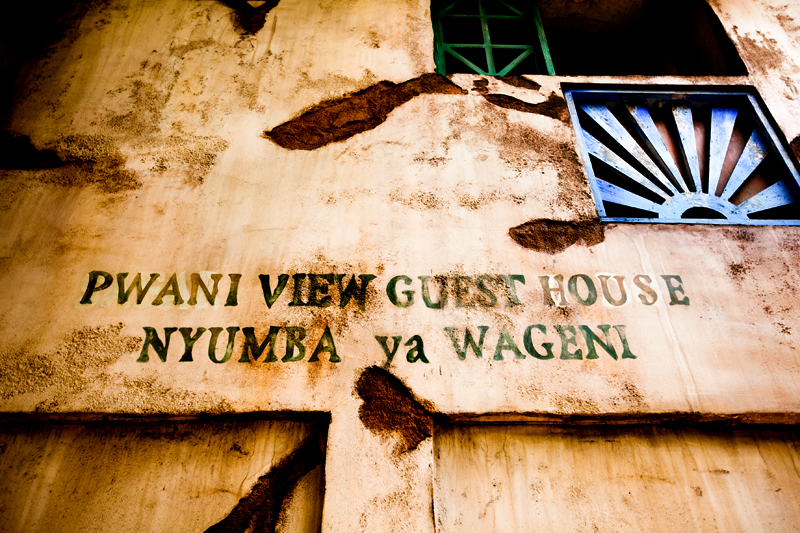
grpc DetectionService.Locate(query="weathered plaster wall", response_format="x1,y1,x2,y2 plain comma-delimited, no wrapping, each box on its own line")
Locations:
1,0,800,531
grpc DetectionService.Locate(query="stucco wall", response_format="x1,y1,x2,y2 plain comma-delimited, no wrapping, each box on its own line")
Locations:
2,0,800,531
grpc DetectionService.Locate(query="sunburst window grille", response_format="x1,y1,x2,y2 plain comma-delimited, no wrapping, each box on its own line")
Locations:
564,88,800,225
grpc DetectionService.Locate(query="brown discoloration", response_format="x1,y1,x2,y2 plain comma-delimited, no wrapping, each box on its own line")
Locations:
732,28,783,75
728,262,751,280
509,219,605,254
205,425,326,533
0,323,141,401
471,78,489,95
356,366,434,454
219,0,280,35
265,74,466,150
790,135,800,163
472,101,592,215
41,134,142,192
483,93,570,123
498,75,542,92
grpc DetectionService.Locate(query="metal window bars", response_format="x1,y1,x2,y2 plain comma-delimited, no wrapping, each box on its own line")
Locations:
433,0,555,76
564,88,800,225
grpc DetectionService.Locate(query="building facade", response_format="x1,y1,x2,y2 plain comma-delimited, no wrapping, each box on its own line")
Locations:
2,0,800,531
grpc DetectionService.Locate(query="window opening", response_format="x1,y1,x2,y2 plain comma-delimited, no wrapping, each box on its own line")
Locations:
432,0,555,76
565,88,800,225
537,0,747,76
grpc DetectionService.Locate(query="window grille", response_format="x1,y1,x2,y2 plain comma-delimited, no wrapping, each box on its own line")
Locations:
564,88,800,225
432,0,555,76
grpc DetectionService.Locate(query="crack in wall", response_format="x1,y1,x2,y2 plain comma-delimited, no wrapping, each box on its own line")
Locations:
205,423,327,533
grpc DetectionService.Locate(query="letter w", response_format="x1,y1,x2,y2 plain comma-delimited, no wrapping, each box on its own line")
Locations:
444,326,489,360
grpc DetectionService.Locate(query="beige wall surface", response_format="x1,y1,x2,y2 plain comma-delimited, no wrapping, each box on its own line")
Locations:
1,0,800,531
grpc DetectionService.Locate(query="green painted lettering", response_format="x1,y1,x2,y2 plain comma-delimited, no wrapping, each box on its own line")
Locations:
499,275,525,306
555,325,582,360
239,326,280,362
225,274,242,306
661,275,690,306
336,274,376,310
568,274,597,306
188,273,222,305
453,276,473,308
419,276,448,309
309,326,339,362
387,275,414,307
137,327,177,362
307,274,334,307
579,325,617,360
117,273,159,305
282,327,306,362
259,274,289,308
475,275,498,307
208,327,239,363
289,273,308,307
598,275,627,306
613,325,638,359
444,326,489,360
152,274,184,306
405,335,429,363
376,335,402,368
539,275,566,306
493,326,523,360
178,327,206,362
523,325,555,360
80,270,113,304
633,275,658,305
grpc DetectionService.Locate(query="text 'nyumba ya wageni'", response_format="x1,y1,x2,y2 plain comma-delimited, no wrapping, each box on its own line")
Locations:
78,271,691,365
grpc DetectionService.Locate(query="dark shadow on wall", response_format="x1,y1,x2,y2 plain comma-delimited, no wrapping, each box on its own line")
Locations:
538,0,747,76
218,0,280,35
0,3,93,129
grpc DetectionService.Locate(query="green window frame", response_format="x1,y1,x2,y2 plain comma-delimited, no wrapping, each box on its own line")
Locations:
432,0,555,76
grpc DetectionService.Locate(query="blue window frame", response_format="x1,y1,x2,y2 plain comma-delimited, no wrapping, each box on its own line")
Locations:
564,87,800,225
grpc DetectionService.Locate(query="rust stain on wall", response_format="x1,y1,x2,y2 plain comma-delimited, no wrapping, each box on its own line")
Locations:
219,0,280,35
483,93,570,123
356,366,434,454
205,424,326,533
509,219,605,254
265,74,466,150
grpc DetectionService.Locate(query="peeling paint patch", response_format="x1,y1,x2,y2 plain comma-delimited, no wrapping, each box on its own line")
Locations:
218,0,280,35
509,219,605,254
265,74,466,150
790,135,800,163
484,93,570,123
498,75,542,92
356,366,433,454
205,425,326,533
